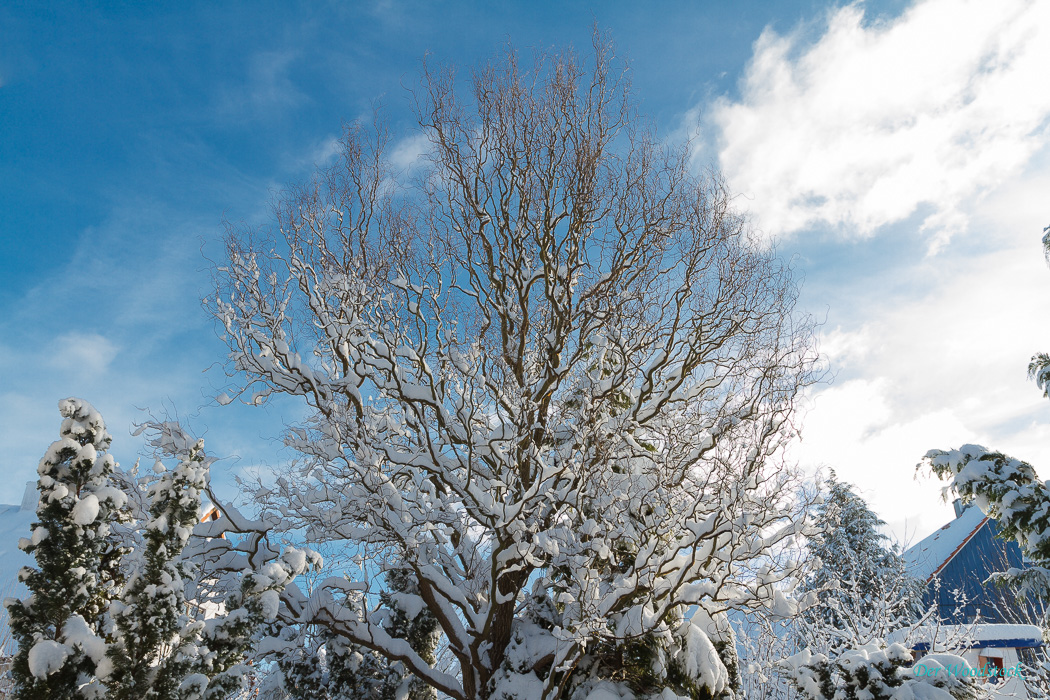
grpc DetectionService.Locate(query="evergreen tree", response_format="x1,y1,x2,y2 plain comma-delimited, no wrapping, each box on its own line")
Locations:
7,403,318,700
184,553,312,700
112,422,318,700
378,567,440,700
798,474,923,655
105,441,209,700
6,398,127,700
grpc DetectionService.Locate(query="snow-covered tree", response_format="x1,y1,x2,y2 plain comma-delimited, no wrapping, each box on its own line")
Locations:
5,398,126,700
104,440,209,700
923,446,1050,603
270,567,439,700
796,475,924,655
116,421,319,700
210,37,820,700
7,402,317,700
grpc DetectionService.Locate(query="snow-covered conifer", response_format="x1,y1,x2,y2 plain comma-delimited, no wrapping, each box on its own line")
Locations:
797,475,923,655
6,398,127,700
923,445,1050,601
104,440,209,700
9,407,318,700
182,550,312,700
379,567,441,700
123,421,319,700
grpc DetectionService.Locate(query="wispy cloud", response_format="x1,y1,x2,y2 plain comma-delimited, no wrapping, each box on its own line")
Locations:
389,132,430,172
216,50,306,120
711,0,1050,250
48,332,119,374
0,193,283,506
711,0,1050,541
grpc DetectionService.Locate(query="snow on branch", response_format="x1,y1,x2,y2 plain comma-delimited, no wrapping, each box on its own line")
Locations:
209,35,822,700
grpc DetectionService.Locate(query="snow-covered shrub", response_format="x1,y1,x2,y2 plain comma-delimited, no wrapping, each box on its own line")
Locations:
263,565,439,700
783,642,979,700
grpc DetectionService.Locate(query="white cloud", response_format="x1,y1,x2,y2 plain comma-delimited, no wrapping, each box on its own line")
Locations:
792,232,1050,541
791,378,976,543
712,0,1050,249
389,133,430,172
48,332,119,374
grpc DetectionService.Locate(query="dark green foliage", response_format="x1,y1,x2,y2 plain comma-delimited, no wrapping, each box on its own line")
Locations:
379,567,440,700
7,399,123,700
561,607,741,700
277,566,439,700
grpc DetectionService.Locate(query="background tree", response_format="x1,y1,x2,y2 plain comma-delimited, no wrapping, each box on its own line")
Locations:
211,36,820,700
268,566,439,700
118,421,319,700
104,439,209,700
796,474,924,655
735,477,930,700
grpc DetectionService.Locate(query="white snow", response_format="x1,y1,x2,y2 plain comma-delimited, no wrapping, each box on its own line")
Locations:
679,620,728,694
282,547,307,573
258,589,280,621
584,680,636,699
28,639,70,678
892,623,1044,648
771,589,797,618
63,613,108,665
71,494,100,525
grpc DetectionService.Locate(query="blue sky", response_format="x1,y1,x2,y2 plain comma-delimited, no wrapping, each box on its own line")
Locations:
2,0,1048,542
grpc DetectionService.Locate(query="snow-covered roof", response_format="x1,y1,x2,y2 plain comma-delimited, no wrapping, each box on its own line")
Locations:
0,486,36,590
0,484,37,654
890,624,1044,651
903,505,987,582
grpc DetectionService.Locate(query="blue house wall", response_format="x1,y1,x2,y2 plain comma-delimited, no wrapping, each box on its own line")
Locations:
927,518,1030,624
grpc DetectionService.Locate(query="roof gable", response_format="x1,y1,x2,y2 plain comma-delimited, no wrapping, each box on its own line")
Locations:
903,505,988,582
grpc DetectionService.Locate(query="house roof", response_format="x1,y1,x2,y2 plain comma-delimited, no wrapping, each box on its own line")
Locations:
890,624,1044,651
903,504,988,582
0,489,37,655
0,486,37,594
